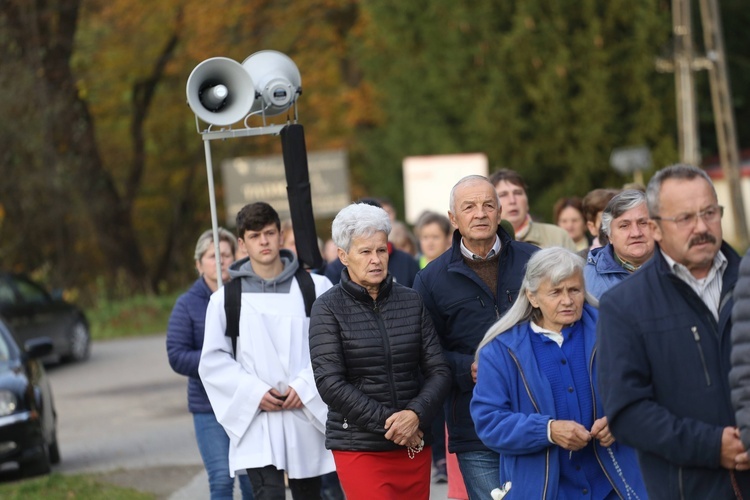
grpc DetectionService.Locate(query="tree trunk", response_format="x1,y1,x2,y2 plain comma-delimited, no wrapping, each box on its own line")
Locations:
6,0,150,291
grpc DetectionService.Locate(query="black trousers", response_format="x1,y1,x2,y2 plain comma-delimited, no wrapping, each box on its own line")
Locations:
246,465,322,500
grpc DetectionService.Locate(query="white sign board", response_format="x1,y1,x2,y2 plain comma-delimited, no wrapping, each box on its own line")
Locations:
403,153,489,224
222,149,350,225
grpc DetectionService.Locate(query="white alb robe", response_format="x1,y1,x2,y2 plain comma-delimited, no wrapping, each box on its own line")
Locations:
199,276,335,478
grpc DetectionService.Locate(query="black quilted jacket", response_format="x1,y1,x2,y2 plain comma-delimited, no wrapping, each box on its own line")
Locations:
309,271,450,451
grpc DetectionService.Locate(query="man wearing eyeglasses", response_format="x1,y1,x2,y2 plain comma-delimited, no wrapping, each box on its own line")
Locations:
596,164,750,499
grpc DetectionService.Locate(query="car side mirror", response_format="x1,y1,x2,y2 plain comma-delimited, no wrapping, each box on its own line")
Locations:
24,337,54,359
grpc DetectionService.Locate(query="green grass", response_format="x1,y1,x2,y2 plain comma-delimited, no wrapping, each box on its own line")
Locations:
86,291,182,341
0,473,154,499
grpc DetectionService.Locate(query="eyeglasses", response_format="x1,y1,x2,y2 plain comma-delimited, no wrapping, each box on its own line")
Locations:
652,205,724,228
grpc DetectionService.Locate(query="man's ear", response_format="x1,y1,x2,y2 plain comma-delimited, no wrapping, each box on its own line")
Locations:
448,211,458,230
650,220,663,243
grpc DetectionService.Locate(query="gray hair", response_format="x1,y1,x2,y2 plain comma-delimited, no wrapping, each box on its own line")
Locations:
332,203,392,252
476,247,596,358
194,227,237,261
600,189,647,237
449,175,499,213
646,164,715,217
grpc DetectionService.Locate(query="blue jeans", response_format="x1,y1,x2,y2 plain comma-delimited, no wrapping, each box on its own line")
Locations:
456,450,501,500
194,412,254,500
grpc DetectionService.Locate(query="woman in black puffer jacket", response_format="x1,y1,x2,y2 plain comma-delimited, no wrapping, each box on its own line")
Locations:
309,203,450,500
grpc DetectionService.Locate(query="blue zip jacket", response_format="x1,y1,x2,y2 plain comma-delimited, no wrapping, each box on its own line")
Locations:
598,242,750,498
472,304,647,499
413,226,538,452
166,278,214,413
583,244,631,300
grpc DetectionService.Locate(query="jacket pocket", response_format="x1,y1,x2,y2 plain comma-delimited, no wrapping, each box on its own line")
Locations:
446,295,485,311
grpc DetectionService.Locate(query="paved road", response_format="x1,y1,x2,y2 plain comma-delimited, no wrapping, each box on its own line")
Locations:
48,335,198,475
46,335,452,498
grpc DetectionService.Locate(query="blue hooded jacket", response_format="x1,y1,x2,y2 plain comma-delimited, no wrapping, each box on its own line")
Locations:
583,244,630,300
471,304,647,499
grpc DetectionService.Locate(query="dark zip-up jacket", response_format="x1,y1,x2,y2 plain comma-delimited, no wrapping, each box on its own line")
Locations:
309,271,450,451
597,242,750,499
166,278,214,414
413,226,538,452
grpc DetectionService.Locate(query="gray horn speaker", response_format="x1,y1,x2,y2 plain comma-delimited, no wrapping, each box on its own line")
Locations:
186,57,257,126
242,50,301,117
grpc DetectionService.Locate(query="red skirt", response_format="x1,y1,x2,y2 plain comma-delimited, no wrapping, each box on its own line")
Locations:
333,446,432,500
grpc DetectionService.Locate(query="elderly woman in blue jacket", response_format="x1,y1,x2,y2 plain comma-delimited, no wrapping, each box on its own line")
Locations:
471,247,646,499
166,228,254,500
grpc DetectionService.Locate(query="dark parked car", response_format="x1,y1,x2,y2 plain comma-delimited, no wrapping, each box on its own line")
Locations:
0,273,90,363
0,319,60,477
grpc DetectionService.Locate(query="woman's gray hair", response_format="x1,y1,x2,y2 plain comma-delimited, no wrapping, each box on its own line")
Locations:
646,164,715,217
332,203,392,252
194,227,237,262
600,189,647,237
475,247,596,359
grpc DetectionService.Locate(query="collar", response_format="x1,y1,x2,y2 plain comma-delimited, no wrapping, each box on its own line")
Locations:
660,248,727,283
340,269,394,304
613,251,640,273
530,320,564,347
460,235,501,260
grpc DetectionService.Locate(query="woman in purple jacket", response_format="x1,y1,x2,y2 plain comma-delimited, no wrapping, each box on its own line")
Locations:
166,228,254,500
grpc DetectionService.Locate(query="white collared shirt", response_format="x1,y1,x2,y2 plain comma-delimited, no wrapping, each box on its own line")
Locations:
530,320,564,347
661,249,727,322
460,235,501,261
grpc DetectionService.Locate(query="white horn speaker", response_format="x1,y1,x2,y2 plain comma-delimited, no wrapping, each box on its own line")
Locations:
242,50,301,116
186,57,256,126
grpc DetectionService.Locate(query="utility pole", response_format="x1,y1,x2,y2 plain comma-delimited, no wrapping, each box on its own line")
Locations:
671,0,702,167
698,0,749,249
656,0,748,248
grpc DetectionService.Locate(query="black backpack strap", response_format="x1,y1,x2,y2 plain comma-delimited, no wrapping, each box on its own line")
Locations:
223,278,242,359
295,267,316,317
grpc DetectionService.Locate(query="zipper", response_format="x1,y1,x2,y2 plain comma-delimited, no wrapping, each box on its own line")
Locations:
691,326,712,386
588,347,624,498
678,467,685,500
507,348,549,499
373,303,399,407
506,289,514,303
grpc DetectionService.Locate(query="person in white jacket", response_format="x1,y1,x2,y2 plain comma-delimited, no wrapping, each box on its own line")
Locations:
200,202,335,500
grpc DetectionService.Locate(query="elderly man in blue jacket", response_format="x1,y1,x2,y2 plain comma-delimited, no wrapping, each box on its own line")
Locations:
414,175,537,499
597,164,750,498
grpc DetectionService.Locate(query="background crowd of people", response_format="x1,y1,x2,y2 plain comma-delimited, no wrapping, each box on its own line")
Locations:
166,163,750,500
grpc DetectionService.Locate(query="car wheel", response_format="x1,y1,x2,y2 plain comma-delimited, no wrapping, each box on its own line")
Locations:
49,435,61,464
65,320,90,362
22,443,51,477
